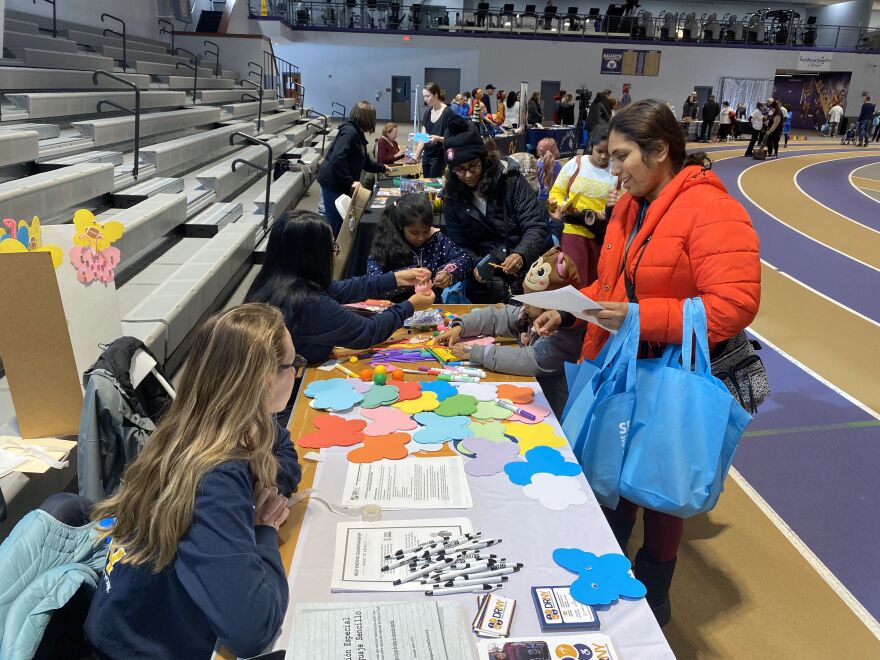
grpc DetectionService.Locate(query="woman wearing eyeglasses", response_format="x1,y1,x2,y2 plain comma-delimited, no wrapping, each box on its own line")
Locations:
442,126,548,303
246,211,435,375
85,303,302,660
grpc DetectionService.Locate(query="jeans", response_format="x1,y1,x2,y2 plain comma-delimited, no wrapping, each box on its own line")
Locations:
320,185,344,236
858,120,871,145
699,120,713,141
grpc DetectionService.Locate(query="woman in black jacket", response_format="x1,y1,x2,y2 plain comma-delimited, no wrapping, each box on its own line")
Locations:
442,126,548,303
527,92,544,125
586,89,612,131
316,101,390,236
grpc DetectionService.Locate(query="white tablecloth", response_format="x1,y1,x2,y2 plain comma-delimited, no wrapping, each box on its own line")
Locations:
274,383,675,659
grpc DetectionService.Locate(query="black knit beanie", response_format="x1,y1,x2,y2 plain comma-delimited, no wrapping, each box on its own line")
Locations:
444,127,488,167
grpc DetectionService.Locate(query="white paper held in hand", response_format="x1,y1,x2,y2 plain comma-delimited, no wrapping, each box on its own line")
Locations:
511,285,615,331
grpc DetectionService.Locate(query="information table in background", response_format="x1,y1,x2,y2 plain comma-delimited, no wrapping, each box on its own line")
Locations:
267,312,675,660
526,126,580,158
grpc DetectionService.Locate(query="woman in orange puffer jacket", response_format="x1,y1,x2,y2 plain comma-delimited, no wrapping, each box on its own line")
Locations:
534,99,761,627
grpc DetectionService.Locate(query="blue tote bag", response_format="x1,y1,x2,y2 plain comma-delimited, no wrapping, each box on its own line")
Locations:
619,298,753,517
561,306,641,508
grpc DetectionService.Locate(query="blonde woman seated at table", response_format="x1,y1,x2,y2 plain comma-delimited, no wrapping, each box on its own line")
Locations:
85,304,303,660
376,122,406,165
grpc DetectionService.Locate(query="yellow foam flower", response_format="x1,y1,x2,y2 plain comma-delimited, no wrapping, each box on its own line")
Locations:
72,209,124,252
0,216,63,268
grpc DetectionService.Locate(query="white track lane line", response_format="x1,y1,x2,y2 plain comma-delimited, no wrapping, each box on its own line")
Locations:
847,163,880,207
793,158,880,235
737,154,880,274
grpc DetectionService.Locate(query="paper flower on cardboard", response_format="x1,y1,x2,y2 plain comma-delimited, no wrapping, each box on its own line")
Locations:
552,548,647,606
0,216,63,268
69,209,125,284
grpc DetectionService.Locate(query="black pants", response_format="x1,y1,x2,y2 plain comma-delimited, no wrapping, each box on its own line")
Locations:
699,120,713,141
873,124,880,141
422,153,446,178
717,124,731,141
745,127,761,155
767,131,782,157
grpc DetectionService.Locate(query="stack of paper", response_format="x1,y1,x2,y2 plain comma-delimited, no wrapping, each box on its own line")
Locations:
287,601,474,660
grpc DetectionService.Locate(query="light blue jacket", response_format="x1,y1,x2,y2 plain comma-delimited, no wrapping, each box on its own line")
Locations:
0,510,106,660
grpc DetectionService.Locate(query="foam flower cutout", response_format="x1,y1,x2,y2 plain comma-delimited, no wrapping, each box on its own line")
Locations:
394,391,440,414
361,384,400,408
459,437,522,477
454,382,497,400
394,381,422,401
523,474,588,511
469,421,509,443
412,412,472,444
347,432,410,463
504,446,581,485
304,378,364,411
298,414,367,449
496,384,535,404
503,421,566,454
347,378,373,394
361,407,417,435
410,442,458,457
420,380,457,401
552,548,647,606
472,400,514,421
72,209,124,252
435,393,478,417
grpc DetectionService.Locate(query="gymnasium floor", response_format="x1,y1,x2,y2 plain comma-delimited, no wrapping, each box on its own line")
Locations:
226,135,880,658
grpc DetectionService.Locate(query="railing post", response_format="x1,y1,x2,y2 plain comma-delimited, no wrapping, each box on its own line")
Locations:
93,70,141,179
101,13,127,73
158,19,175,53
229,132,274,233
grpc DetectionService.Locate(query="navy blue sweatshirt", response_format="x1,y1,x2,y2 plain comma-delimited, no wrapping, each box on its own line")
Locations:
292,271,413,363
85,424,301,660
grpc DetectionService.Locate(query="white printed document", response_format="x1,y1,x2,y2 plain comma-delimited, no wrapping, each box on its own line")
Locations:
340,456,473,509
330,518,473,592
287,601,473,660
512,285,615,330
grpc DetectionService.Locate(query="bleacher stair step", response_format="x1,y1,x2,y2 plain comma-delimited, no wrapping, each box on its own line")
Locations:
0,129,39,167
113,177,185,206
71,106,221,147
181,202,244,238
22,48,113,71
0,161,114,220
5,91,188,120
139,121,255,176
0,66,150,91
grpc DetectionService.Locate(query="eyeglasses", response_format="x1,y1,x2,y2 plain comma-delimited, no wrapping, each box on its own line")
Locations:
453,161,482,178
279,354,308,379
332,241,341,256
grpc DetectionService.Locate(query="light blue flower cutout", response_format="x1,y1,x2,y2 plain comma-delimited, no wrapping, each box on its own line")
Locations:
553,548,647,606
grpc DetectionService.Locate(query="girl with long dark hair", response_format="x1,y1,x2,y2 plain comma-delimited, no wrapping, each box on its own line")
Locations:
367,193,473,300
245,211,435,367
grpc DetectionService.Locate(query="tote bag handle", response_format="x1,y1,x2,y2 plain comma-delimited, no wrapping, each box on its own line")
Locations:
681,298,711,375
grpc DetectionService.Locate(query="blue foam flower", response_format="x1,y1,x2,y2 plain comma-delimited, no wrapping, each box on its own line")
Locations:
503,446,581,485
420,380,458,401
552,548,646,606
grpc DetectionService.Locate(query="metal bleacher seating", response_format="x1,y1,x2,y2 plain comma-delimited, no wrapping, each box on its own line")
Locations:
0,8,337,534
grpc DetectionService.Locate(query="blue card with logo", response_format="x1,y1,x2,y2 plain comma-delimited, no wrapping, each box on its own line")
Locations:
531,585,600,632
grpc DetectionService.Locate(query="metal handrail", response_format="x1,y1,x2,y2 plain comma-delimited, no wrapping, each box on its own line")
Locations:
248,60,264,85
173,46,197,63
93,70,141,180
292,80,306,110
331,101,346,118
101,13,128,72
204,39,221,77
229,132,274,233
240,79,265,127
33,0,57,38
306,108,328,155
175,54,199,104
240,91,264,129
158,19,175,53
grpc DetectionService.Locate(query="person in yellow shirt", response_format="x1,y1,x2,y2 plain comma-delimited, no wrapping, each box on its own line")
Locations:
548,125,619,284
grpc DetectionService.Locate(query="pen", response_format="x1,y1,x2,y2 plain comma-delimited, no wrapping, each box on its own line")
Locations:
425,561,493,580
454,566,522,581
450,538,502,554
430,576,508,589
494,399,537,421
392,557,455,585
437,373,480,383
334,362,359,378
384,532,478,560
425,584,501,596
446,361,475,366
488,262,505,269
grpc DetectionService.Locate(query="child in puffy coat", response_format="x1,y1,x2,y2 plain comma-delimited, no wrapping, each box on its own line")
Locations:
435,247,584,416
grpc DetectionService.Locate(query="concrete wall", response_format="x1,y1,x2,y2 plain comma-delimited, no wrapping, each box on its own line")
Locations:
7,0,164,39
174,32,273,83
272,29,880,117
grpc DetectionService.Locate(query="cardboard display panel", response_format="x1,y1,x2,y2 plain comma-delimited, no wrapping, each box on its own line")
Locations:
0,252,83,438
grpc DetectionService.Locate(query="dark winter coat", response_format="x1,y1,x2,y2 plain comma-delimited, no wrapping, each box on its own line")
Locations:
317,119,385,195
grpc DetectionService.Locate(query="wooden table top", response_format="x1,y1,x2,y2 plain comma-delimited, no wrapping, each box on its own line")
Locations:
278,304,532,570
